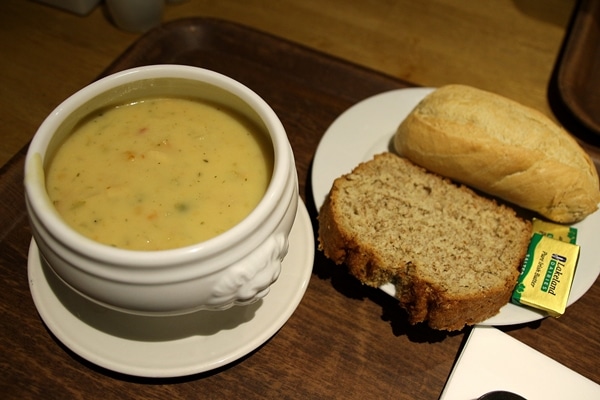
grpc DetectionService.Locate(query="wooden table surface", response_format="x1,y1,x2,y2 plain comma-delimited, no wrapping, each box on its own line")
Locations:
0,0,582,168
2,1,599,399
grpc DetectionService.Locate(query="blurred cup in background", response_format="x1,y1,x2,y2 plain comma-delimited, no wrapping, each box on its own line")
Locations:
106,0,165,33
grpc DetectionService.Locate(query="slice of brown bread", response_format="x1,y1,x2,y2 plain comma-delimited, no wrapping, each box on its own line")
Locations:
318,152,532,331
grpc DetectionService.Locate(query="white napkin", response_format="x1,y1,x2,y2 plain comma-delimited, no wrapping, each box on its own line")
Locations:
440,326,600,400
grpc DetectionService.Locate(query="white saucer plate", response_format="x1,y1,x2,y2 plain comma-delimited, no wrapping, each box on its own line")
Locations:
28,199,314,378
311,87,600,326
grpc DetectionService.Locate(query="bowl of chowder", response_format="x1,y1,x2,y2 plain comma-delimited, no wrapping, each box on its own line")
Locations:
25,64,299,315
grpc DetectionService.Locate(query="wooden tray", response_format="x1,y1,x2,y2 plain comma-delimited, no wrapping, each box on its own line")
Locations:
2,17,600,399
554,0,600,141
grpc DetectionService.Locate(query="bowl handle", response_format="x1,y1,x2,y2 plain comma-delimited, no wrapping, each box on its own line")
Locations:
211,233,289,309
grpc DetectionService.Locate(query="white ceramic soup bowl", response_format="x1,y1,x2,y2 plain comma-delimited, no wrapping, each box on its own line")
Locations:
25,65,298,315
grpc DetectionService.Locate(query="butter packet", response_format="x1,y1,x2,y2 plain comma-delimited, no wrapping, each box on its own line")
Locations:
532,218,577,244
511,233,580,317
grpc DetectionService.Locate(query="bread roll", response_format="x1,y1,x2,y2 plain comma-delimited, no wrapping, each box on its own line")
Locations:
394,84,600,223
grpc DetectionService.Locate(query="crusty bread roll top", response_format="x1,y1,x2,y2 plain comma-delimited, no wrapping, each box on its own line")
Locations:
394,84,600,224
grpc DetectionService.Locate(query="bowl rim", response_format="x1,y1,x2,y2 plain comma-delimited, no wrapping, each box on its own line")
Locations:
25,64,293,269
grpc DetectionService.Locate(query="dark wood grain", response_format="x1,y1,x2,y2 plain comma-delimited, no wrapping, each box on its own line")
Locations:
549,0,600,156
555,0,600,136
1,18,599,399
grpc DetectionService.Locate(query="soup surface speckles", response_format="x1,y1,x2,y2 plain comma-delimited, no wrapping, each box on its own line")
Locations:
46,97,273,250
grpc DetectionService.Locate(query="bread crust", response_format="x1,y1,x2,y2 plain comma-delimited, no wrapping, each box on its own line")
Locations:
318,153,531,331
394,84,600,223
395,268,518,330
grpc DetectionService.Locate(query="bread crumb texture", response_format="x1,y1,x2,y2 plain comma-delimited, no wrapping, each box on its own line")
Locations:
318,153,532,330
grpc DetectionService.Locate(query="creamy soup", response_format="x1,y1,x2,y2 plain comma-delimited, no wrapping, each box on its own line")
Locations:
46,97,273,251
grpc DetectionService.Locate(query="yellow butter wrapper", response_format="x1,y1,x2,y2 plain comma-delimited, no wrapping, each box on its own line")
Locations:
532,218,577,244
511,233,580,317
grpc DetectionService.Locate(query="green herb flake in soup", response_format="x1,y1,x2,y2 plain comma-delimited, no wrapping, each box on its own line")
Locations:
46,97,273,251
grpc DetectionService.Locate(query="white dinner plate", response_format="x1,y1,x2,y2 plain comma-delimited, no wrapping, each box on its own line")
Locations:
28,199,314,378
311,87,600,326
